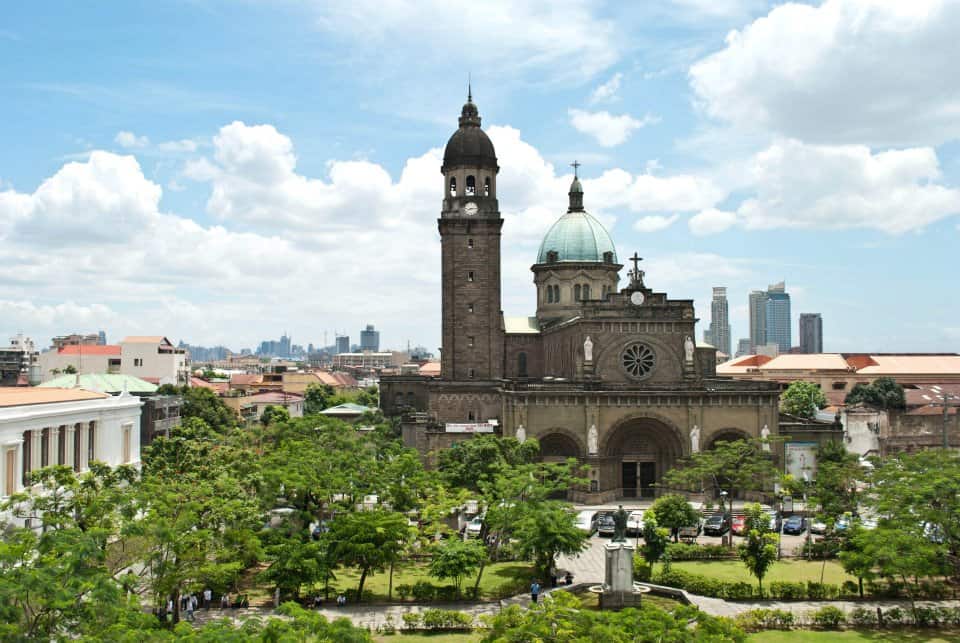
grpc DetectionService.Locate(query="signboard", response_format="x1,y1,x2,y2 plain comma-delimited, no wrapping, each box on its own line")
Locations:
785,441,819,481
445,423,495,434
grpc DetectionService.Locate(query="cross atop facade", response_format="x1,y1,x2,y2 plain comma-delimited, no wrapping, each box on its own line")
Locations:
570,160,581,178
629,252,642,275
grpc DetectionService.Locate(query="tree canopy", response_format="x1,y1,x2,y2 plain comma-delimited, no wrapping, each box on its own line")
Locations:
844,376,906,409
780,380,828,418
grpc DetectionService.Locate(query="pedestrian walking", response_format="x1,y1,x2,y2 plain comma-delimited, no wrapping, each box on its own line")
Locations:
203,588,212,609
185,597,195,622
221,592,230,609
530,580,541,604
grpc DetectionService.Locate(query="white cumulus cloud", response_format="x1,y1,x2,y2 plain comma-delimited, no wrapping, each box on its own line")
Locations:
569,109,660,147
589,73,623,104
689,208,737,235
114,131,149,148
634,214,679,233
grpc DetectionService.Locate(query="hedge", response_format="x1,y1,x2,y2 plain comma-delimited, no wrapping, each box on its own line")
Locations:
664,543,737,561
421,609,473,631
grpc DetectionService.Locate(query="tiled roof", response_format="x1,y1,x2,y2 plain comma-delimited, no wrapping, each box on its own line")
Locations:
191,377,228,393
419,361,441,376
230,374,262,386
314,371,359,388
760,354,852,371
0,387,109,407
855,354,960,375
120,336,168,344
38,373,158,394
58,344,121,356
247,391,304,404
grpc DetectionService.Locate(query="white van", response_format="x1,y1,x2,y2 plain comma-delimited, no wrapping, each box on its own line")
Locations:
574,510,599,535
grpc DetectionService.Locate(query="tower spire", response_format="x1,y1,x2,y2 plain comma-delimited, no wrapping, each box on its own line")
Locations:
468,73,472,103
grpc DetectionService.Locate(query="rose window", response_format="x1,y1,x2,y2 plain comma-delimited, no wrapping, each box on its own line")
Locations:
621,343,656,379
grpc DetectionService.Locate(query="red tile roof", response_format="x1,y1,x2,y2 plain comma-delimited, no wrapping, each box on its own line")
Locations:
58,344,121,355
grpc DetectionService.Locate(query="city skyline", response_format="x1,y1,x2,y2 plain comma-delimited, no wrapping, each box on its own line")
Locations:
1,2,959,352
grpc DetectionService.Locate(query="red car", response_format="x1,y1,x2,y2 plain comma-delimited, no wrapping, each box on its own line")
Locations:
730,515,747,535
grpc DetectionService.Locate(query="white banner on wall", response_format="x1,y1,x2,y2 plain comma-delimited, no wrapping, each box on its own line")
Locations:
785,441,819,481
445,423,495,434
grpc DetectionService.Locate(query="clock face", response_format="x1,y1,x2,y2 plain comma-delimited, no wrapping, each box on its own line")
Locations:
630,291,645,306
464,202,478,216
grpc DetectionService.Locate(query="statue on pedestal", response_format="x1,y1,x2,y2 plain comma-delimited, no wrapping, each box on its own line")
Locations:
515,424,526,443
760,424,771,452
587,424,599,455
690,424,701,453
684,336,695,363
583,335,594,363
612,505,628,542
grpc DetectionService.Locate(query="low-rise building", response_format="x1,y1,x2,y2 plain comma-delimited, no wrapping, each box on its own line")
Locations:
0,334,40,386
222,391,304,423
38,335,189,386
1,387,142,522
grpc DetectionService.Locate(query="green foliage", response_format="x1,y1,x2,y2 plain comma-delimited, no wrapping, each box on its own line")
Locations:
437,434,540,491
175,385,238,431
512,501,589,578
845,376,906,409
661,437,779,497
259,539,332,601
303,383,337,415
809,440,864,521
780,380,827,418
428,538,487,595
421,609,473,631
648,494,700,541
849,606,879,627
329,510,411,600
735,608,795,632
481,590,745,642
401,611,421,630
640,514,670,568
259,404,290,426
810,605,846,628
663,542,735,561
737,504,779,597
64,364,78,374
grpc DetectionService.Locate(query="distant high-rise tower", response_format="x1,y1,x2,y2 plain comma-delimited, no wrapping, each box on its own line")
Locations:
765,282,791,353
799,313,823,354
707,287,731,356
748,290,768,352
360,324,380,352
735,338,751,358
97,330,107,346
335,335,350,355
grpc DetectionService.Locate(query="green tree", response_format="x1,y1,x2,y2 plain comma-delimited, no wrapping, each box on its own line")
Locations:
780,380,827,418
304,383,337,415
660,438,779,502
737,503,779,597
437,435,540,491
356,385,379,407
845,376,906,409
259,538,334,602
513,502,589,579
179,385,237,431
260,404,290,427
64,364,77,374
640,513,670,572
429,538,487,597
329,510,410,600
648,494,700,542
808,440,863,521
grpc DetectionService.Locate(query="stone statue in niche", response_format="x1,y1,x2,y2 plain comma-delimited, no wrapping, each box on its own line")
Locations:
587,424,599,455
760,424,771,452
690,424,701,453
515,424,526,443
684,336,695,363
583,335,594,362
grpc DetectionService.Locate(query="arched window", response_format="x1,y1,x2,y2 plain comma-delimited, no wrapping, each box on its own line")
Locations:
466,175,476,196
87,422,96,464
468,411,475,421
582,284,591,300
484,177,491,196
574,284,581,301
518,352,528,378
449,176,457,197
546,286,553,303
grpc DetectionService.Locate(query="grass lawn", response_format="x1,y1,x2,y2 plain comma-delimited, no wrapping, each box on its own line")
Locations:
671,559,856,587
748,630,960,642
322,561,533,602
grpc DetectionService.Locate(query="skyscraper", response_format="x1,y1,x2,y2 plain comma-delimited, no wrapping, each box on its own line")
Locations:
360,324,380,352
799,313,823,354
335,335,350,355
748,290,768,351
765,282,791,353
706,287,731,356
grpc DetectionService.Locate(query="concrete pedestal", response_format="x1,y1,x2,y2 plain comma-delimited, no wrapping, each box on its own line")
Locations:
600,542,641,610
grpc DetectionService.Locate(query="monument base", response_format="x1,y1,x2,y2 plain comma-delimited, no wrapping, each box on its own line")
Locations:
600,542,639,611
599,590,641,610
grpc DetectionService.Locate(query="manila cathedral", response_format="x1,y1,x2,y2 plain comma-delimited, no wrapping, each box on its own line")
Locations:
381,93,788,504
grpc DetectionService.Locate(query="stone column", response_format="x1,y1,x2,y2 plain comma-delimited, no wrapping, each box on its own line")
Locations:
64,426,75,469
50,426,61,465
31,429,42,472
3,438,24,496
77,424,88,472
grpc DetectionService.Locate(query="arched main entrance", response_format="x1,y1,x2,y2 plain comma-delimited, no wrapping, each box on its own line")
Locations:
538,432,582,462
603,418,684,499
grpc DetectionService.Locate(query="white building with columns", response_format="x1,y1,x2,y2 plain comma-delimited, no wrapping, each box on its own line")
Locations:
1,387,142,524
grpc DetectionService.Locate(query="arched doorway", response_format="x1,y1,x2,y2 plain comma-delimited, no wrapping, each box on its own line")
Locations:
706,428,750,450
604,418,684,499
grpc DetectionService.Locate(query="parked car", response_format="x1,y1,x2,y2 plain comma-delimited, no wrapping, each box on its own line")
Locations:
465,515,484,538
782,515,807,535
626,511,645,536
574,510,599,535
730,515,747,535
678,516,703,541
597,513,617,537
703,513,730,536
809,519,827,535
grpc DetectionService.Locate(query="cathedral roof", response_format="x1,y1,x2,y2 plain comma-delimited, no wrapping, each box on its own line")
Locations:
537,176,617,264
442,92,498,172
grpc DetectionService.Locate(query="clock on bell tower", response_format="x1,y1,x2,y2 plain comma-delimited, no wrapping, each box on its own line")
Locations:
438,89,504,381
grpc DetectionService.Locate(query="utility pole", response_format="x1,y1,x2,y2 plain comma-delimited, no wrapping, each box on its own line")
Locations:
929,387,959,449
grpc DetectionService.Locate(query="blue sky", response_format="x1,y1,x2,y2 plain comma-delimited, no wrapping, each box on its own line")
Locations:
1,0,958,354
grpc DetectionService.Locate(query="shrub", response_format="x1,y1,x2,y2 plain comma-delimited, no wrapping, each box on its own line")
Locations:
664,543,734,561
401,612,421,630
805,581,836,599
411,581,435,602
811,605,845,628
919,580,949,599
850,606,878,627
421,609,473,631
435,585,459,601
769,581,805,600
395,584,412,601
913,606,938,627
723,582,755,600
798,538,840,559
841,580,860,598
883,607,904,625
633,558,652,581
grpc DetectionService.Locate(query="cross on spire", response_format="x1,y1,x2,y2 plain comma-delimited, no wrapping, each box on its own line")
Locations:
629,252,642,274
628,252,645,287
570,159,581,178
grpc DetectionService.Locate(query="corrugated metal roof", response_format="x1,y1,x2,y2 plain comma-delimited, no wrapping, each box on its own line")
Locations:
0,386,110,407
320,403,373,415
858,355,960,375
38,373,158,394
58,344,121,355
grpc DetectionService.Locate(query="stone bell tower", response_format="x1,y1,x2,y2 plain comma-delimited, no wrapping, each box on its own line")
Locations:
438,89,504,381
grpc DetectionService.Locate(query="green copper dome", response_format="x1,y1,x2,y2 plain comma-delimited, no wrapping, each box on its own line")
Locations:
537,176,617,263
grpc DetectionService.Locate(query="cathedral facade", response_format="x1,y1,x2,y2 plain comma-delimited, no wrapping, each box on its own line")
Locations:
381,95,781,503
